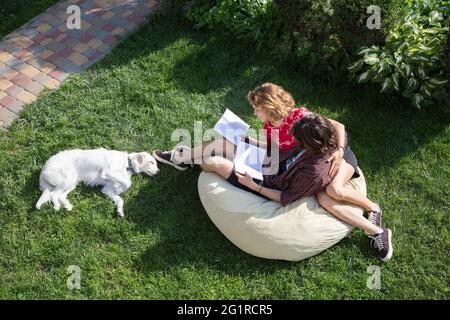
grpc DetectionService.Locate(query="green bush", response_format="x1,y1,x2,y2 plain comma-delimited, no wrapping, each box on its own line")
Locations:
186,0,283,51
349,1,449,109
275,0,403,77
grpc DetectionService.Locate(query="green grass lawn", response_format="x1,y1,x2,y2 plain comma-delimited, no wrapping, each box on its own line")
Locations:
0,13,449,299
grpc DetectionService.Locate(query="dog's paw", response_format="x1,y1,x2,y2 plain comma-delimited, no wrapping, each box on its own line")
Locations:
65,204,73,211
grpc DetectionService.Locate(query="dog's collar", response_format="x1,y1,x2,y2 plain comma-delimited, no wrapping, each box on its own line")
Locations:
127,156,135,173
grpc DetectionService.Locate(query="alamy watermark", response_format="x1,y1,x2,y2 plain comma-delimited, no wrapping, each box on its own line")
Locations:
366,5,381,30
67,265,81,290
366,265,381,290
66,5,81,30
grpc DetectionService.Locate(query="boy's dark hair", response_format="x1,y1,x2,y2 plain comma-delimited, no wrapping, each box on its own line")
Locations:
291,114,338,156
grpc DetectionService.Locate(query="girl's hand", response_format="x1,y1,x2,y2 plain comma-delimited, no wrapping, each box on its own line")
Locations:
234,171,257,190
327,148,344,177
240,135,250,143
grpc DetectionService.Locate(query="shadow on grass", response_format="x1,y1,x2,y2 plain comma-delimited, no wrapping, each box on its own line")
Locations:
95,13,449,177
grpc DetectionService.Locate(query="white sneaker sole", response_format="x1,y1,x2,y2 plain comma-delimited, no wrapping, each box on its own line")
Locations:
381,229,393,262
152,151,189,172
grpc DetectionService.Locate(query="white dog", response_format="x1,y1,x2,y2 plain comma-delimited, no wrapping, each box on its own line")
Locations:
36,148,159,218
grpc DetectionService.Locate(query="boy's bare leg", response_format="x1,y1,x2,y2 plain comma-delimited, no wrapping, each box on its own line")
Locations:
317,191,383,235
326,161,379,212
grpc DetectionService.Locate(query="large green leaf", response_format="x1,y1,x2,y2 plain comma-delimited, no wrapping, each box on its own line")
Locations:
347,60,363,73
357,71,370,83
363,54,380,65
381,77,393,92
412,93,424,109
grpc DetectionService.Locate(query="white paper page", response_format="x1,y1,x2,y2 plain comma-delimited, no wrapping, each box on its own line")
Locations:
213,108,250,145
234,141,266,181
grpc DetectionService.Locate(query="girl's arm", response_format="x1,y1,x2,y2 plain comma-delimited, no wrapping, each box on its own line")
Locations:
327,118,346,148
241,135,267,149
325,118,346,177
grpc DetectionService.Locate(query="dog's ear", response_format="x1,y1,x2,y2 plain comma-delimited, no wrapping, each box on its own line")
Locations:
130,154,145,173
136,154,144,165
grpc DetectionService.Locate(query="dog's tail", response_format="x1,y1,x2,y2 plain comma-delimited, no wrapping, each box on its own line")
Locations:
36,189,51,209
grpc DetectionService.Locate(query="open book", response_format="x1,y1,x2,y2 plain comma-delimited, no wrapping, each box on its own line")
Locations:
213,108,266,180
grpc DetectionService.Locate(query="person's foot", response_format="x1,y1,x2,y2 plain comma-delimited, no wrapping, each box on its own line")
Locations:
152,146,192,171
369,227,393,262
364,205,382,236
368,205,382,227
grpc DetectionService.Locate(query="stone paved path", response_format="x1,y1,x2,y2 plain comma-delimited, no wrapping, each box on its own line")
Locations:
0,0,161,128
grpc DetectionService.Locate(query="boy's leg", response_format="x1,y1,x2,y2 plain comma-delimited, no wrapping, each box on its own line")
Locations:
326,161,379,212
317,191,382,235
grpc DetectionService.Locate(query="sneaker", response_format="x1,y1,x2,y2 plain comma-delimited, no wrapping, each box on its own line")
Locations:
152,146,192,171
369,227,393,262
365,205,383,235
368,205,383,228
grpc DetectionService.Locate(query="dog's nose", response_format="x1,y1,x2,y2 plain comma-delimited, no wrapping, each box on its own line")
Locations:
156,169,160,175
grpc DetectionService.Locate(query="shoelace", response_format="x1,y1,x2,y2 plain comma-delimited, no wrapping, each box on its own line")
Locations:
170,146,194,167
370,235,385,251
368,211,377,225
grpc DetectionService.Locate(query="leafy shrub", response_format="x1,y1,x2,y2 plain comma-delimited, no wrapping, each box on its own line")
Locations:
275,0,403,77
349,3,449,109
186,0,283,51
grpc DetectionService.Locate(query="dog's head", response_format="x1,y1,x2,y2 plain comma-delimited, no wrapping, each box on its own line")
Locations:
129,152,159,176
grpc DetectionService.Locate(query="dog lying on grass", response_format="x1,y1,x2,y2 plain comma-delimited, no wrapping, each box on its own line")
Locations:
36,149,159,218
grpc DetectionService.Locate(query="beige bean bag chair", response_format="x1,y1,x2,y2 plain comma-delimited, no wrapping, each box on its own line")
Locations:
198,168,366,261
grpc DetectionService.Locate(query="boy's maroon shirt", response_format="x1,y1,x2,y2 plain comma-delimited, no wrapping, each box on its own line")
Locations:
262,145,333,206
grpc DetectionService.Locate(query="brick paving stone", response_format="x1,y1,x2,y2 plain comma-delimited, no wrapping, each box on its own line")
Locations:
6,99,24,114
48,69,68,82
10,74,32,87
23,81,45,96
81,48,96,58
87,38,103,49
0,66,19,79
39,50,54,60
0,79,13,91
58,48,74,58
0,95,15,107
20,64,41,78
0,106,17,125
73,42,90,53
16,91,37,104
0,52,13,63
6,59,25,71
103,35,117,46
14,49,33,60
5,84,25,98
43,78,60,89
45,40,65,53
68,52,89,66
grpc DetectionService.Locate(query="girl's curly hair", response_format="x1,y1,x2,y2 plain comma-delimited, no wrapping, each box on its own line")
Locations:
246,83,295,122
291,114,338,156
